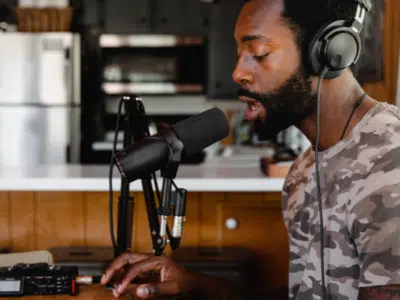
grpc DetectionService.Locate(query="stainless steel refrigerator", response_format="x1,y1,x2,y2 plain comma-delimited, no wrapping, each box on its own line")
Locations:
0,32,81,167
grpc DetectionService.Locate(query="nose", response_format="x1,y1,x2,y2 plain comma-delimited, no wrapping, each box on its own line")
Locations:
232,56,254,86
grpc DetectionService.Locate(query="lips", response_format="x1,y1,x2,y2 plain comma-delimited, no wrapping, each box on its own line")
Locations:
239,96,264,121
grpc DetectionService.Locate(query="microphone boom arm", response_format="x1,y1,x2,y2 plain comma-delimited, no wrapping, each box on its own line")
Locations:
116,95,186,256
157,131,186,250
138,102,187,254
136,99,170,256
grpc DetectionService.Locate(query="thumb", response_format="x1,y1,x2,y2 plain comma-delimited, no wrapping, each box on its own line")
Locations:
135,282,180,298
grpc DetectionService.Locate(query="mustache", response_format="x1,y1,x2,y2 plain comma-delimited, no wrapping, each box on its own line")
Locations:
237,88,264,103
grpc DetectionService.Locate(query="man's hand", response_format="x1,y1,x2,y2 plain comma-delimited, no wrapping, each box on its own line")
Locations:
100,252,195,298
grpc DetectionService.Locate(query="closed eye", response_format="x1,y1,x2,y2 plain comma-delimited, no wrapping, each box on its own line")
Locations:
254,53,270,62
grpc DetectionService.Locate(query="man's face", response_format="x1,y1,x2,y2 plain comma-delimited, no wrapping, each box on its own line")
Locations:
233,0,317,141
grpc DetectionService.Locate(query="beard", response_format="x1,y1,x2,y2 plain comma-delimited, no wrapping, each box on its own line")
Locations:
238,64,317,141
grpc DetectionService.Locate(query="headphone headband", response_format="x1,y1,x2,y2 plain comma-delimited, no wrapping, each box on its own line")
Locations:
353,0,372,12
350,4,367,34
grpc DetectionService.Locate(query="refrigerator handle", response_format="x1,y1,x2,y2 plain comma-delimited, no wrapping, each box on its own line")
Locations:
64,48,71,103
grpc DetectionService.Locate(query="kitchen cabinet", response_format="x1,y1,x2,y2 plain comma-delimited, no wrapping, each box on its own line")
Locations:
152,0,209,34
103,0,151,34
0,0,17,24
101,0,209,35
0,0,17,7
0,190,289,292
200,192,289,291
81,0,99,26
207,0,243,99
0,0,17,8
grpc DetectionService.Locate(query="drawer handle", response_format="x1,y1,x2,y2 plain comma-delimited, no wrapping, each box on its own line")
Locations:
225,218,239,230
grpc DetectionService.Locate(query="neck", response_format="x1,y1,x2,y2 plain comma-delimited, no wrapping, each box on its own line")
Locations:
299,70,377,151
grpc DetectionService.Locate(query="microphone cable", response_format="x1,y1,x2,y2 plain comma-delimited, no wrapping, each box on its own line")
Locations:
109,98,124,252
315,66,328,300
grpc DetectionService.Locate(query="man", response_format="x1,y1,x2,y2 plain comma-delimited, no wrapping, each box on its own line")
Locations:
101,0,400,299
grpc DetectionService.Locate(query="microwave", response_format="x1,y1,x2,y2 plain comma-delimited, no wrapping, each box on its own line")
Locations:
99,34,207,97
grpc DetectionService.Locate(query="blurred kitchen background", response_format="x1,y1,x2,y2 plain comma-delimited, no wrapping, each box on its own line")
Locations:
0,0,398,168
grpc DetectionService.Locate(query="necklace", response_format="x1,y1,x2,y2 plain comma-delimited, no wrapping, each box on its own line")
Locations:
340,93,367,141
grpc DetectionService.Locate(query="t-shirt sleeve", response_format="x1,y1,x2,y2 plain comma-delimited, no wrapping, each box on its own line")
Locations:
348,149,400,287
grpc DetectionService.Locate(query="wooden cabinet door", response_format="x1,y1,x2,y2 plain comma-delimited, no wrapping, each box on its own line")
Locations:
200,192,289,291
0,192,10,250
358,0,400,104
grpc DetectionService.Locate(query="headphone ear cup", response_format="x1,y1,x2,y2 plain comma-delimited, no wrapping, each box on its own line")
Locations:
325,30,360,70
308,20,361,79
308,22,335,77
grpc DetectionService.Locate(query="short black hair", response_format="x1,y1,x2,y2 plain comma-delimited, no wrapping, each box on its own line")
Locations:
282,0,358,47
282,0,358,74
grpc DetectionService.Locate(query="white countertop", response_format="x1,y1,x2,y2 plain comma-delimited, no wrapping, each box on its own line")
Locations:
0,156,285,192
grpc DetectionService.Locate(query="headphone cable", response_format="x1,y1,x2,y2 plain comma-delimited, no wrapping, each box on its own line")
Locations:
315,67,328,300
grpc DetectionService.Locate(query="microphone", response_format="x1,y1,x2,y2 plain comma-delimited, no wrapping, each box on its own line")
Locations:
114,107,230,182
114,107,229,245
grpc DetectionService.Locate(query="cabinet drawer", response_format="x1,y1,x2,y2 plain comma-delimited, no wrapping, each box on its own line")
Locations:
200,192,289,290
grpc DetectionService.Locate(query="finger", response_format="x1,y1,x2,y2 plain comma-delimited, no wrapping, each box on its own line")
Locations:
118,283,139,298
103,252,150,282
101,253,150,284
112,287,121,298
108,266,156,289
135,282,180,299
116,257,166,294
107,269,126,288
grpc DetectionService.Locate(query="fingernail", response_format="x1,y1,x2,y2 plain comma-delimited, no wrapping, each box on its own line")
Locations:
137,287,150,296
112,288,119,298
100,274,105,283
117,284,123,293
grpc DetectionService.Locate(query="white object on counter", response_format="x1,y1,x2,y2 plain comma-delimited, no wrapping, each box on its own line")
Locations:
36,0,68,7
18,0,37,7
20,0,69,7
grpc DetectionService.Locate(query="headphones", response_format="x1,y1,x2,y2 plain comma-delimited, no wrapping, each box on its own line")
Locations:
308,0,372,79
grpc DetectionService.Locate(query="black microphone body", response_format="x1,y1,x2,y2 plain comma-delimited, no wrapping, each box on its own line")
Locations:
114,107,229,247
114,107,229,183
114,132,179,183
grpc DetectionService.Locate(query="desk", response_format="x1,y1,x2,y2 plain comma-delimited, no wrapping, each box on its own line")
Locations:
24,285,134,299
23,285,182,300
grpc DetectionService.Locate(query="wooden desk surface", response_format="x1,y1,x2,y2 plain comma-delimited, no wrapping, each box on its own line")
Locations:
23,285,135,300
23,285,181,300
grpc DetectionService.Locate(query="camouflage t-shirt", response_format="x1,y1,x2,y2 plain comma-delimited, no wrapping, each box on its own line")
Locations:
282,102,400,300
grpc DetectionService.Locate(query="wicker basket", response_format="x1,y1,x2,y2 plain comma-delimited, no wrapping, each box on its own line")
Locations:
15,7,73,32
